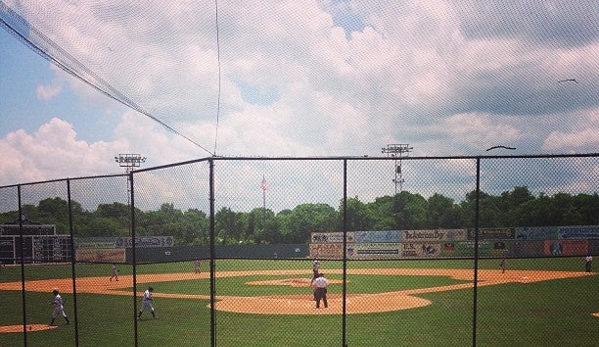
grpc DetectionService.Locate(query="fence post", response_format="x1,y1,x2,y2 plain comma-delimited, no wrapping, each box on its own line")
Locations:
17,185,28,347
67,179,80,346
472,157,481,347
342,159,348,347
209,159,216,347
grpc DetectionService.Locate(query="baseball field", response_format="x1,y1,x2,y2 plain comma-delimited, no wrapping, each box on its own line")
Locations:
0,257,597,347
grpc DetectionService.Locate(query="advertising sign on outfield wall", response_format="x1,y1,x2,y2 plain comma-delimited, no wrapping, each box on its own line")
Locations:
76,248,125,263
403,229,467,242
513,241,545,257
76,236,174,249
116,236,173,248
516,227,559,240
558,226,599,239
467,228,515,240
346,243,400,259
400,242,441,258
75,237,120,249
445,241,507,258
310,243,344,259
544,239,588,256
311,232,355,243
354,230,402,243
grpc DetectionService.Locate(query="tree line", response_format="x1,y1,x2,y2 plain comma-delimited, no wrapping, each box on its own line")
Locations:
1,187,598,246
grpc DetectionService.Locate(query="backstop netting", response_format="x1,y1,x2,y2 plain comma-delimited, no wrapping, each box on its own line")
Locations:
1,155,599,347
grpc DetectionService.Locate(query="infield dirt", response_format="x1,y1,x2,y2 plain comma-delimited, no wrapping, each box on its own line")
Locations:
0,268,592,324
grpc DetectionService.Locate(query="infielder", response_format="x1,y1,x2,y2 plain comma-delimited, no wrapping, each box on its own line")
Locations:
110,263,119,281
138,286,157,319
49,288,70,326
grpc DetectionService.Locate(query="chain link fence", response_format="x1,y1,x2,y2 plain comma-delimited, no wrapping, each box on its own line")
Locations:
1,155,598,347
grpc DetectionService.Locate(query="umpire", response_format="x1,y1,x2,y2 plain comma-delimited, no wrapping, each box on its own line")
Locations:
313,273,329,309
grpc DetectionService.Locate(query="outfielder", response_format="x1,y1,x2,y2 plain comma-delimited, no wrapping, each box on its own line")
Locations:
194,259,201,274
49,288,70,326
138,286,157,320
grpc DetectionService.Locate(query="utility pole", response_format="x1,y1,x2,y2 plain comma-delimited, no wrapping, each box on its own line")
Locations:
381,144,413,194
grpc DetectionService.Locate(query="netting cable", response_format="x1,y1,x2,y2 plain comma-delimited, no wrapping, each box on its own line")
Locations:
212,0,222,156
0,1,215,156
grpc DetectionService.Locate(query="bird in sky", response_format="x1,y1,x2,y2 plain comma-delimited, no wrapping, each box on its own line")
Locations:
486,145,517,151
558,78,578,84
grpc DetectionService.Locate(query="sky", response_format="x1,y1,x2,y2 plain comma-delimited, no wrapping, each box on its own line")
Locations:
1,0,598,210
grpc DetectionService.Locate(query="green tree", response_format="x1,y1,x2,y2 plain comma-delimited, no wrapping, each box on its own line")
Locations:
427,193,459,228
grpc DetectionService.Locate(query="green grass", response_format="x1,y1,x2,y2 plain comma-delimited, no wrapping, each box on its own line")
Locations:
0,258,598,347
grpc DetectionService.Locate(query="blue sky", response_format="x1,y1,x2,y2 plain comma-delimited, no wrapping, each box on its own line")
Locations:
1,29,120,143
1,0,598,207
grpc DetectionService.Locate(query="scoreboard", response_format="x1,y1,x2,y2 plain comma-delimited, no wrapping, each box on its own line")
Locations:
0,225,70,264
32,236,72,263
0,224,56,236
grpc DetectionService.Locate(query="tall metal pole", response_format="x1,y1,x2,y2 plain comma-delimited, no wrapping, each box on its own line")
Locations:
381,144,413,194
261,175,267,239
114,154,146,235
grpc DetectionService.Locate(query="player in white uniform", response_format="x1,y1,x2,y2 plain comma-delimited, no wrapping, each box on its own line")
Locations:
138,286,157,320
49,288,70,326
110,264,119,281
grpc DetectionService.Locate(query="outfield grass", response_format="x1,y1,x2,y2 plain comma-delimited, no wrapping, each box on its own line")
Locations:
0,257,597,347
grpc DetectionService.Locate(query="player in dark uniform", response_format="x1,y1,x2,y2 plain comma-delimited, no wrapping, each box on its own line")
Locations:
310,259,321,285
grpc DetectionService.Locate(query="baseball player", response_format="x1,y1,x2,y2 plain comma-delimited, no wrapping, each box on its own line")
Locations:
310,259,321,285
110,263,119,281
138,286,157,320
500,249,507,273
313,273,329,308
49,288,70,326
194,259,201,274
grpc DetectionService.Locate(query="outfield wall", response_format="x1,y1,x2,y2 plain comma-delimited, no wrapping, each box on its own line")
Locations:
310,226,599,260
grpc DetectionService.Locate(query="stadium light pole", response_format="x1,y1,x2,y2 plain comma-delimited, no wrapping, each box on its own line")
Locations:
381,144,413,194
115,154,147,235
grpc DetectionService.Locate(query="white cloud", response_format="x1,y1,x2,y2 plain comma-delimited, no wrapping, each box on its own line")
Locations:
36,82,62,101
0,118,116,185
2,0,599,192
